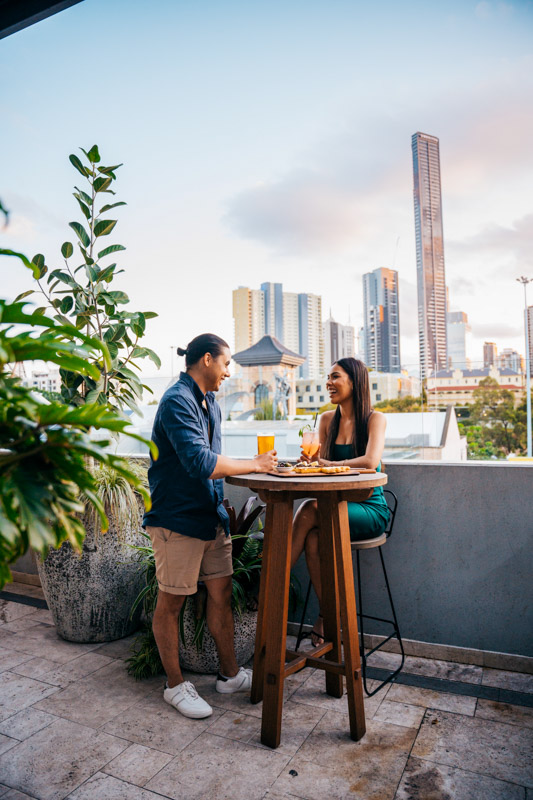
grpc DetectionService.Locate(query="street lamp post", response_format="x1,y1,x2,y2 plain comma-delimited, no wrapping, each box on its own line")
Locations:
516,277,532,458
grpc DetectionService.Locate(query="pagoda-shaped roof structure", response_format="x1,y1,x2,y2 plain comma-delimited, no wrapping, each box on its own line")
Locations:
233,335,305,367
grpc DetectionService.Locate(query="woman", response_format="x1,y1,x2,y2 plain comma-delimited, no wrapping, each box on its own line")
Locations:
290,357,389,646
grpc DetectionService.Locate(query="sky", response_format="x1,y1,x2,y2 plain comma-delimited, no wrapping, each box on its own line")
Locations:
2,0,533,377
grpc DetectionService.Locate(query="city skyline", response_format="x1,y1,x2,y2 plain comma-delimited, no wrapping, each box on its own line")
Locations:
1,1,532,377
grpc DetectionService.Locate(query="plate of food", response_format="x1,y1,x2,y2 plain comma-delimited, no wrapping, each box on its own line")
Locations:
269,461,360,477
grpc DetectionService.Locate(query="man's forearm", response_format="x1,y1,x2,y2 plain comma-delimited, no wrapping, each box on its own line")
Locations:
209,454,257,480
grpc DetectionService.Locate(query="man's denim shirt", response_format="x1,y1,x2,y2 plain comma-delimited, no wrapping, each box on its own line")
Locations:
143,372,230,540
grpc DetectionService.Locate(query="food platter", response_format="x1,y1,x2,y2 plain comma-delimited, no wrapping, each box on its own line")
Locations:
268,467,361,478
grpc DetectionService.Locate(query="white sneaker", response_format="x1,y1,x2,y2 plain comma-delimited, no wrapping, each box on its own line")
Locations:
164,681,213,719
216,666,253,694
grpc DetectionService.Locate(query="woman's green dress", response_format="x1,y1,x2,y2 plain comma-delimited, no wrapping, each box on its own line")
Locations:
332,444,389,541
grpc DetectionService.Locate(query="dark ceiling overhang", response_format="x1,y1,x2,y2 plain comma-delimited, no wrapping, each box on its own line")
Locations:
0,0,84,40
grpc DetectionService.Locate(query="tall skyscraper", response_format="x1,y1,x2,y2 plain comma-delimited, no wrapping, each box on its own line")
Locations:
232,287,265,353
412,132,447,378
323,315,355,366
282,292,300,354
447,311,471,369
298,292,324,379
260,282,284,341
483,341,498,368
362,267,401,373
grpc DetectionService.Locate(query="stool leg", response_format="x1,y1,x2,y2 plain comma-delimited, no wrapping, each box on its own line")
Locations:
333,498,366,741
295,579,312,652
317,495,342,698
355,550,371,695
378,547,405,669
260,495,293,748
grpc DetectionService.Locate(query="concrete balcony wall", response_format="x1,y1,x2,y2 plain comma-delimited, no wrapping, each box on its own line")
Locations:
225,462,533,659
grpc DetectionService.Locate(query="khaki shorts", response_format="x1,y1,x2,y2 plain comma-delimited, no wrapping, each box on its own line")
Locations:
146,524,232,596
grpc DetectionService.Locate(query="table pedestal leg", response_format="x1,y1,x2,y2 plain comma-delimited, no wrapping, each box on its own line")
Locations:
251,498,274,704
333,497,366,741
257,493,292,749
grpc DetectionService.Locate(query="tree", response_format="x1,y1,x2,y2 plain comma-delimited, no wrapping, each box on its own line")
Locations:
374,395,423,413
19,145,160,415
469,377,520,456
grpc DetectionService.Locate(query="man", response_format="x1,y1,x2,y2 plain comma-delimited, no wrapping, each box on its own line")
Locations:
143,333,277,719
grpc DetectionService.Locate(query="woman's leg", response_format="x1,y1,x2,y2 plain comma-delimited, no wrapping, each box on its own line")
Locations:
291,499,324,645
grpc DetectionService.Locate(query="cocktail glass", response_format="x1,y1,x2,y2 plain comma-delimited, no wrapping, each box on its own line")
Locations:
301,430,319,460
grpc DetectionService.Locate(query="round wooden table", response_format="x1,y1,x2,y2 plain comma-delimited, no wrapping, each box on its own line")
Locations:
226,470,388,749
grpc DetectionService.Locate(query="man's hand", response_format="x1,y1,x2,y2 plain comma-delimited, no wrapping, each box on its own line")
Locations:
253,449,278,473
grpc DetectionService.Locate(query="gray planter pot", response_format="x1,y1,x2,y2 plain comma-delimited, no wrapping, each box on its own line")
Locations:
179,599,257,674
37,509,145,643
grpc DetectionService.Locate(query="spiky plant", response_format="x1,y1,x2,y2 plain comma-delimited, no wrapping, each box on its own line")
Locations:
82,460,148,537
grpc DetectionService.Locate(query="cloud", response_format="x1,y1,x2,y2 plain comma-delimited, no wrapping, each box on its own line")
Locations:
223,59,533,263
474,321,523,338
448,214,533,271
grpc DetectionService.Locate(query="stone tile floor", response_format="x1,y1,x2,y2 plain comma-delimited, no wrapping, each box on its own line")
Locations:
0,589,532,799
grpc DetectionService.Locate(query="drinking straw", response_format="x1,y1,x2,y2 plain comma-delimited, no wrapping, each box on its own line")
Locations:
313,412,318,429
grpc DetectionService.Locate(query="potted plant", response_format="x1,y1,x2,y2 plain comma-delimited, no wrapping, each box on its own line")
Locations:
17,145,161,642
0,280,152,591
126,497,266,678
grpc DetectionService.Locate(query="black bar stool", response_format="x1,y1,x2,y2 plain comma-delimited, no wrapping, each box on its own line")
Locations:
295,489,405,696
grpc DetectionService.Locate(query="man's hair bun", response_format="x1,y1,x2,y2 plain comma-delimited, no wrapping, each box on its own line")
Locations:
177,346,188,357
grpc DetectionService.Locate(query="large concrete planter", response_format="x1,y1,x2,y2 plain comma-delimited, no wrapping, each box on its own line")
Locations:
37,510,145,643
179,598,257,674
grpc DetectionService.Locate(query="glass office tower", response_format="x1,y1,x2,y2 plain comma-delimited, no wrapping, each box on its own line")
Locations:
412,132,448,378
362,267,401,373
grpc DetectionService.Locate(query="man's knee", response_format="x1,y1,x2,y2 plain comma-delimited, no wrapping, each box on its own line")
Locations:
205,576,233,608
155,590,186,615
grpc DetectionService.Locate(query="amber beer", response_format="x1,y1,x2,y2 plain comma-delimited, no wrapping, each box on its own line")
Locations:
257,434,275,454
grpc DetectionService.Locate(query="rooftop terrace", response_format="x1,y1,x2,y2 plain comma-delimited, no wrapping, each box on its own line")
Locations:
0,582,532,800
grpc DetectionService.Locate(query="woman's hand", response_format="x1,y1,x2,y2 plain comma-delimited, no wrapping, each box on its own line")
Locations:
300,443,322,463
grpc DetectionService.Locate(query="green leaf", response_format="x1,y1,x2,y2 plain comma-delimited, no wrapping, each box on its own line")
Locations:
0,248,38,277
31,254,47,279
107,291,129,304
93,176,112,193
60,296,74,314
69,154,89,177
142,311,158,319
61,242,74,259
74,196,91,220
13,290,35,302
85,265,99,282
69,221,90,248
96,264,116,283
94,219,117,238
131,312,146,337
97,164,123,175
97,244,125,259
144,348,161,368
99,202,127,213
74,187,92,205
84,144,100,163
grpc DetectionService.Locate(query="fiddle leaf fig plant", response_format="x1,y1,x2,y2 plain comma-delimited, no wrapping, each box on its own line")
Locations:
19,145,161,415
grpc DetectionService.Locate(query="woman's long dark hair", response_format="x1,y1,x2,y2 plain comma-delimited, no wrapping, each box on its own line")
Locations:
177,333,229,369
324,358,373,459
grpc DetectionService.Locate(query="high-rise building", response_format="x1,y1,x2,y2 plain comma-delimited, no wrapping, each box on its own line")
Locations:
323,315,355,366
363,267,401,373
412,132,447,378
496,348,524,374
483,341,498,368
260,282,284,341
233,282,324,378
282,292,300,354
447,311,471,370
232,287,265,353
298,292,324,379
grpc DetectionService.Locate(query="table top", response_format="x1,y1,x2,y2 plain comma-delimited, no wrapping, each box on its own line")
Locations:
226,471,388,492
